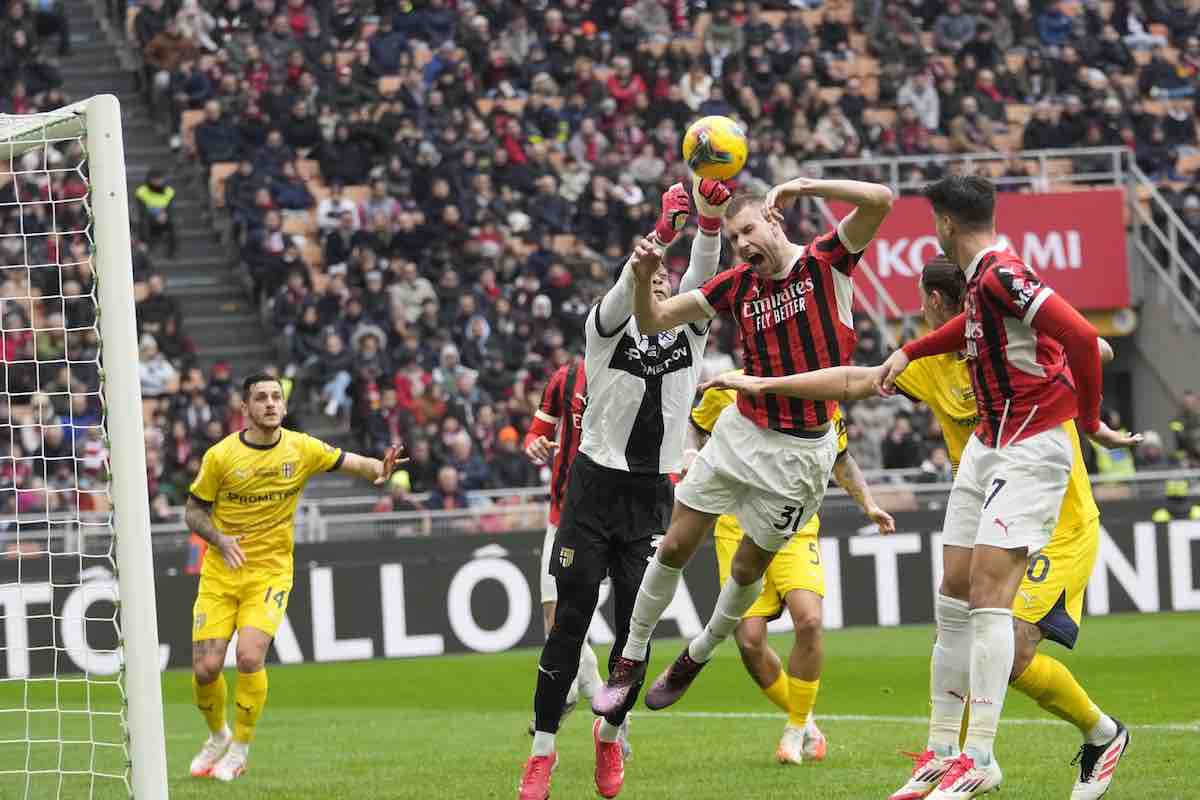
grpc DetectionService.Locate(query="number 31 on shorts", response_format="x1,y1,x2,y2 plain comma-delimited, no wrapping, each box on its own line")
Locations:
773,505,806,533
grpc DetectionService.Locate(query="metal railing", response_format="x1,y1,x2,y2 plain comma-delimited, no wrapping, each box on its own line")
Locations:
1124,163,1200,331
143,468,1200,545
803,146,1130,195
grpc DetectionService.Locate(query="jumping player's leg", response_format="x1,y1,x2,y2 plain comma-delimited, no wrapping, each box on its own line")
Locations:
688,534,772,663
620,500,718,663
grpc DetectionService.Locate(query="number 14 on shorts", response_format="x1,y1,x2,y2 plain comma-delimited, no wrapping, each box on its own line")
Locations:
263,586,287,609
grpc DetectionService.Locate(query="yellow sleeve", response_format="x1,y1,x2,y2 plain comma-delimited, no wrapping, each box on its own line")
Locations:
302,433,344,477
833,406,848,455
894,357,931,404
691,387,736,434
188,445,224,503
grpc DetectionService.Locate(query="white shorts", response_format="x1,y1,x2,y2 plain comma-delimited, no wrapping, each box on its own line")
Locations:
540,523,558,604
676,405,839,552
943,426,1072,553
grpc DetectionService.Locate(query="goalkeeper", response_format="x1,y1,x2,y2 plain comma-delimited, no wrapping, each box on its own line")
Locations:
184,372,404,782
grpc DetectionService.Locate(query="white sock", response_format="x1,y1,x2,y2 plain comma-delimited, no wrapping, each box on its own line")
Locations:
598,720,621,743
228,741,249,758
928,593,971,754
566,677,580,705
1085,713,1119,746
622,556,682,661
531,731,555,756
963,607,1015,764
688,576,763,663
805,715,820,736
577,642,602,699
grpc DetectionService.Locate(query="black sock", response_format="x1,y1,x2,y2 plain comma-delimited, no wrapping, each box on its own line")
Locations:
533,577,600,733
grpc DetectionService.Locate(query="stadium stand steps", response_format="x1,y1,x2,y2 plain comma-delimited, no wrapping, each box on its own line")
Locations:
56,0,278,381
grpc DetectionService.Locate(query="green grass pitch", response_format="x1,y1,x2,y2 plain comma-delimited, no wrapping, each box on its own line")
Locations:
0,612,1195,798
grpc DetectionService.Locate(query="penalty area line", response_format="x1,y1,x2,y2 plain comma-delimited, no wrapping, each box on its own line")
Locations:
649,711,1199,733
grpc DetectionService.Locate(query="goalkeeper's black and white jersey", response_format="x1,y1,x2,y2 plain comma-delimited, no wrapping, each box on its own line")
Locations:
578,233,720,476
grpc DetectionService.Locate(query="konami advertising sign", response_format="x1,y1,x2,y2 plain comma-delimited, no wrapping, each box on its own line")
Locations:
832,189,1131,315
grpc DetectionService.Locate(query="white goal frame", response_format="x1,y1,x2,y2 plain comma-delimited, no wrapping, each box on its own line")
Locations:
2,94,170,798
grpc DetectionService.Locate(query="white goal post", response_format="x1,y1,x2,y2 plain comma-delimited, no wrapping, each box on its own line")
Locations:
0,95,169,797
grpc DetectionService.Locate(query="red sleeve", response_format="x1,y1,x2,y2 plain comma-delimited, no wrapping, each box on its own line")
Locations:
697,266,744,316
810,226,864,276
980,262,1051,323
537,366,567,420
1029,292,1102,434
523,415,557,449
902,313,967,361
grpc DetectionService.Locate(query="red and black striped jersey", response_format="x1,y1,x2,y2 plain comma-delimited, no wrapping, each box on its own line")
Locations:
536,358,587,525
962,245,1078,447
689,226,862,433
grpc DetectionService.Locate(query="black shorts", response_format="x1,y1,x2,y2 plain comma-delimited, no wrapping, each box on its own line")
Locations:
550,452,673,588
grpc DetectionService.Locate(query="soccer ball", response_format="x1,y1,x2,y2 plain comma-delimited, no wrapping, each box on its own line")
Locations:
682,116,748,181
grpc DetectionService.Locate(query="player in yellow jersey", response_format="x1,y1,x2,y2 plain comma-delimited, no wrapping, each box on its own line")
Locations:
184,372,404,782
687,378,896,765
702,257,1129,799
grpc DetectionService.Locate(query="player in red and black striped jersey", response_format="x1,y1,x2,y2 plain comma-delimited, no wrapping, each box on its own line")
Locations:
592,176,895,719
876,177,1139,800
526,358,587,532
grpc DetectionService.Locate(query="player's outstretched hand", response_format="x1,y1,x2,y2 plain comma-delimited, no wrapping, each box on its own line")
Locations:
630,236,663,283
216,534,246,570
525,435,559,465
692,174,732,225
374,443,410,485
875,350,910,397
866,504,896,535
699,370,762,397
1086,423,1144,451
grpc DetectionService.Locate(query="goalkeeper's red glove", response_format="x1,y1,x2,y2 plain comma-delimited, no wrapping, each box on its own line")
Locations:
694,177,733,236
653,182,691,246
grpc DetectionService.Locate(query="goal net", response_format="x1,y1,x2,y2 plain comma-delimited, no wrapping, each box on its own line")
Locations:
0,97,168,798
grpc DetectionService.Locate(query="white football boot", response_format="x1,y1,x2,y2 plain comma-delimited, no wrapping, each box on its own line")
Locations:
1070,720,1130,799
775,725,806,765
803,716,828,761
926,752,1003,799
889,749,959,800
210,741,249,782
189,726,231,778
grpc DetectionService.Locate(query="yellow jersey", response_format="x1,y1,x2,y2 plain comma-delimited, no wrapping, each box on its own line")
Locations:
895,353,1099,528
189,428,344,575
690,381,848,543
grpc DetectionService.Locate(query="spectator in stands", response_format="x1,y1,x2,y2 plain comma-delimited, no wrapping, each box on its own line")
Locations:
703,6,743,78
898,71,941,132
1136,125,1178,180
949,96,997,152
193,100,240,167
313,332,355,417
138,334,180,402
138,273,182,338
427,464,468,511
969,69,1009,123
134,170,179,258
270,160,315,211
145,18,201,111
1037,0,1075,48
316,180,360,233
1172,391,1200,464
916,446,954,483
934,1,977,53
881,414,924,470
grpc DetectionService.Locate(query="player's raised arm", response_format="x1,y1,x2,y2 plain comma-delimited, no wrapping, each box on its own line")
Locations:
338,444,409,485
700,365,880,403
595,183,692,336
764,177,894,253
678,176,732,293
631,238,711,335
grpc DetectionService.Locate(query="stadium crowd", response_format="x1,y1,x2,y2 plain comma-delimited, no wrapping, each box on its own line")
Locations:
2,0,1200,516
